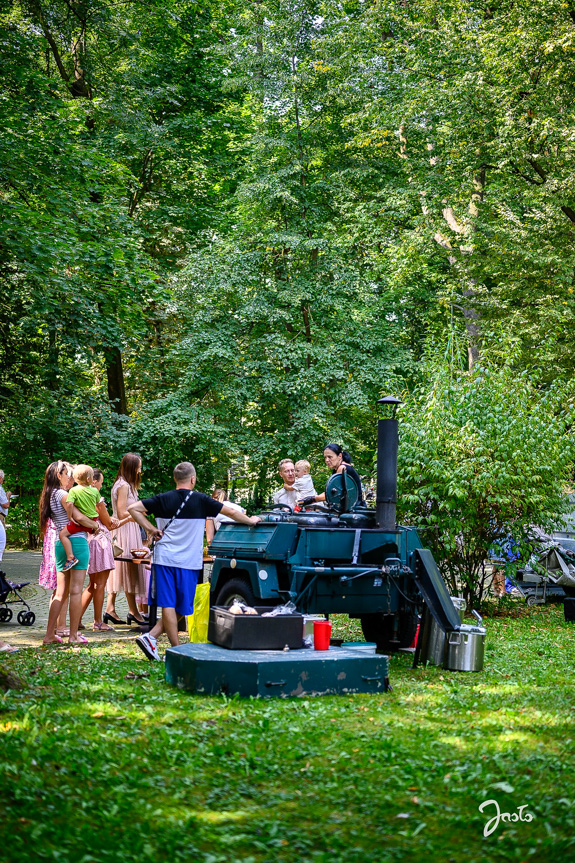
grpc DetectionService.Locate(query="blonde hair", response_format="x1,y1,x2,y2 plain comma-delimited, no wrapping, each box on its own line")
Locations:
278,458,294,472
73,464,94,485
295,459,311,473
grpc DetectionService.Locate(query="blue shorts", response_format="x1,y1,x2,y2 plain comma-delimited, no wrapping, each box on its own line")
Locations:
150,565,199,615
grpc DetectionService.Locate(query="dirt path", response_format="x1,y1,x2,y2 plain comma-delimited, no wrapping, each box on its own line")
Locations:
1,551,139,647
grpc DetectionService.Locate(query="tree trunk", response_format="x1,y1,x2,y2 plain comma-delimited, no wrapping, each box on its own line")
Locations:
47,326,58,390
106,347,128,414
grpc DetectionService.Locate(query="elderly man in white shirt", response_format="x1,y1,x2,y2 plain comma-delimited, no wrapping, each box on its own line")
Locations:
273,459,299,510
0,469,11,560
0,469,18,653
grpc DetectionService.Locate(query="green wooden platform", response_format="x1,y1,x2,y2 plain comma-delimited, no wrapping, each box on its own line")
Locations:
164,643,390,697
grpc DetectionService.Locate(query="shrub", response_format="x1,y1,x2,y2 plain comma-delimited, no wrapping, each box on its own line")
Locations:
397,363,575,607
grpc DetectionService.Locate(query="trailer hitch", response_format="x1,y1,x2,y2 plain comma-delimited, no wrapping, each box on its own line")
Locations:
381,557,411,576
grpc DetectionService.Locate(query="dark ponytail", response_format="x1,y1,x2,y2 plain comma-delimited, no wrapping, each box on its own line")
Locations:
325,443,353,465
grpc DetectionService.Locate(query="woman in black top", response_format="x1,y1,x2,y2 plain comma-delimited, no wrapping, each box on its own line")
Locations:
303,444,364,505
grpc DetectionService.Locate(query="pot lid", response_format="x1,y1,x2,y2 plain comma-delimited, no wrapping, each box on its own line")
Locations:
325,471,359,513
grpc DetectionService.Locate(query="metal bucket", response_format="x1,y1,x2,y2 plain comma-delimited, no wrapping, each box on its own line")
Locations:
424,596,466,665
444,623,486,672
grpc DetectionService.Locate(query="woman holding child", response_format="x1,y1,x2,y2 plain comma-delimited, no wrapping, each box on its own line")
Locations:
104,453,147,626
40,461,97,645
79,469,121,631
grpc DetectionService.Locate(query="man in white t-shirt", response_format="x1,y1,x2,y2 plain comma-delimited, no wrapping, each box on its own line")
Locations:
129,461,260,660
272,459,298,510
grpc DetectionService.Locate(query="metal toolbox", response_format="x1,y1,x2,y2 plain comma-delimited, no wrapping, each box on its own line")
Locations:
165,643,391,697
208,605,304,650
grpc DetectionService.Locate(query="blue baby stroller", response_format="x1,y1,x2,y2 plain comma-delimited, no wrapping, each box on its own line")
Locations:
0,570,36,625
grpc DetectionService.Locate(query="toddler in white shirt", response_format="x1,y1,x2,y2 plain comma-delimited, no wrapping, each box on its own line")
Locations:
293,460,317,499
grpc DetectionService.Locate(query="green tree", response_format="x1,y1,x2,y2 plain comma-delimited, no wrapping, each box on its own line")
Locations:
129,0,412,496
331,0,575,374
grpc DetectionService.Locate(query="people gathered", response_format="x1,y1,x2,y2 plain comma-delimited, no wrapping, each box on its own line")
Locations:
26,456,261,656
271,444,363,510
1,444,362,656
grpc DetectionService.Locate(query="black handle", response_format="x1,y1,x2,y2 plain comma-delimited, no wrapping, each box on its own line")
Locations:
361,675,382,682
265,680,286,687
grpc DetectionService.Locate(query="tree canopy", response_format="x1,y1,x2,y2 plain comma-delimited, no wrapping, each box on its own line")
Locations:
2,0,575,561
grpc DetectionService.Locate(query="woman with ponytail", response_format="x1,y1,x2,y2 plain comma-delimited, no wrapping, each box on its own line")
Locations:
301,444,364,505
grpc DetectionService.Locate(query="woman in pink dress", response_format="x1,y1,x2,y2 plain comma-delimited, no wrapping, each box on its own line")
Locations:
104,453,147,626
38,461,74,637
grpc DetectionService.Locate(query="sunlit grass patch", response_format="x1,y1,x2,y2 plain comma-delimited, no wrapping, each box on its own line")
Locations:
0,607,574,862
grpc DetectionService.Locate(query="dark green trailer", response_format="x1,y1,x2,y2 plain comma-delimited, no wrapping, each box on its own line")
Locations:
208,399,461,653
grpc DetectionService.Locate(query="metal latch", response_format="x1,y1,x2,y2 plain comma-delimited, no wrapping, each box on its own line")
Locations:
351,529,361,564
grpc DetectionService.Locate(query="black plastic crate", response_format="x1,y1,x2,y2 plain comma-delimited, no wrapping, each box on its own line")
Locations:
208,606,304,650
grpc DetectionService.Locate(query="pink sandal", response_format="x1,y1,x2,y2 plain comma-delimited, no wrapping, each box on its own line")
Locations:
43,635,63,645
69,634,89,645
93,622,114,632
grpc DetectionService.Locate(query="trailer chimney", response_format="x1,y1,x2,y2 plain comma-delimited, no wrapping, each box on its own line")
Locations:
376,396,402,530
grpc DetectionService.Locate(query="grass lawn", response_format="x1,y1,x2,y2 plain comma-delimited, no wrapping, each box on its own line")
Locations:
0,605,574,863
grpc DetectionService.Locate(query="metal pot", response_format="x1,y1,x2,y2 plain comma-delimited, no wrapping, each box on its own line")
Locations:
444,622,486,672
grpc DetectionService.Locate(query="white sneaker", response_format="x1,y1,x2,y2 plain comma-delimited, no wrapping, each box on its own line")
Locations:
135,633,160,661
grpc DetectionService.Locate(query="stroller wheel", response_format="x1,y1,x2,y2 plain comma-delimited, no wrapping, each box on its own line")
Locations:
0,607,13,623
22,611,35,626
17,610,32,625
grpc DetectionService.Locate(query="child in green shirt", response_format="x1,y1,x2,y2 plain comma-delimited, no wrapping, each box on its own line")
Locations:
60,464,100,571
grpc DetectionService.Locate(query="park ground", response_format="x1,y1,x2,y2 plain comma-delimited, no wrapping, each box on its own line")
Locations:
0,552,574,862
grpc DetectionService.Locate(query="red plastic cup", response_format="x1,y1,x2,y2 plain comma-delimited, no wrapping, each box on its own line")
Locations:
313,620,332,651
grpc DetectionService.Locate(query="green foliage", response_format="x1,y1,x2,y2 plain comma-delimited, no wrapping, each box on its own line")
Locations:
335,0,575,376
398,361,575,605
1,608,575,860
4,0,575,544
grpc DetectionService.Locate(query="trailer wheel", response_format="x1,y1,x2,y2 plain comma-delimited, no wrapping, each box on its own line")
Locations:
360,610,418,653
214,577,257,608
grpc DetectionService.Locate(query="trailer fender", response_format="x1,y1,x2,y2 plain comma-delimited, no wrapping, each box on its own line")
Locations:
210,559,280,601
